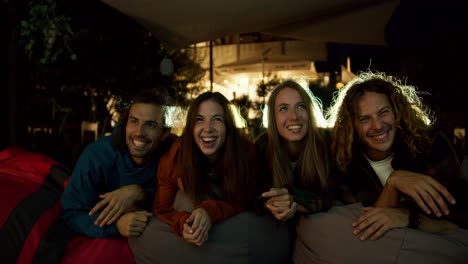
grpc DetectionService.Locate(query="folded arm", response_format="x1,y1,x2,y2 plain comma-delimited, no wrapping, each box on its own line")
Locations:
61,174,120,238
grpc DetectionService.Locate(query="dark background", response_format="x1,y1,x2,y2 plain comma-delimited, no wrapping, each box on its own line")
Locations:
2,0,467,167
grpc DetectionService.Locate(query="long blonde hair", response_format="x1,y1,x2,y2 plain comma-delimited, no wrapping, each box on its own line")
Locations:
265,80,329,190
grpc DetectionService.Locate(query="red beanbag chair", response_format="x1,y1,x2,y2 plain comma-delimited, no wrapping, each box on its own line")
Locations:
0,147,135,264
61,235,134,264
0,147,71,263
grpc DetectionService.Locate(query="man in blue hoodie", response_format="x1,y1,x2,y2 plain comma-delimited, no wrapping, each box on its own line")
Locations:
61,88,177,238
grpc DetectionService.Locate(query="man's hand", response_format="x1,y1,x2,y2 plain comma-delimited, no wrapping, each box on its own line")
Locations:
89,184,144,227
182,208,211,246
387,170,456,217
116,210,152,237
352,207,408,241
262,187,297,221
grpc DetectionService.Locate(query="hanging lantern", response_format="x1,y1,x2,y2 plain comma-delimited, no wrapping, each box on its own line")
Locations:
160,56,174,76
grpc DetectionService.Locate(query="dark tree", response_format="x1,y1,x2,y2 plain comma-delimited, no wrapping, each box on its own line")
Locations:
13,0,205,167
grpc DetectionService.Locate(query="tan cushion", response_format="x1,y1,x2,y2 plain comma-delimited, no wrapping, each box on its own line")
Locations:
293,203,468,264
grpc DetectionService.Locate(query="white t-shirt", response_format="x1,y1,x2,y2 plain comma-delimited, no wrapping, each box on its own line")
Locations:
364,154,394,186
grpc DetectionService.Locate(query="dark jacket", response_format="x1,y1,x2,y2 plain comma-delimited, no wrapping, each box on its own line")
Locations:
61,133,176,238
343,129,468,228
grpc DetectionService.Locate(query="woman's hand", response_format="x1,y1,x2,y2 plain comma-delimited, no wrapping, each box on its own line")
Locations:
262,187,297,221
182,208,211,246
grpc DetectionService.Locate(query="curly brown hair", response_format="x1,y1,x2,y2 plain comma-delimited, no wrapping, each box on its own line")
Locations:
326,71,434,172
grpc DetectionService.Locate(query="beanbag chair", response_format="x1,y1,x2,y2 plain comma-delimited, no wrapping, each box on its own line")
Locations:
0,147,72,263
0,147,135,264
129,190,291,264
293,203,468,264
61,235,134,264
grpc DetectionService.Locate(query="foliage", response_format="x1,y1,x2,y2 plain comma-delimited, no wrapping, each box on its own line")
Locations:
16,0,206,166
256,73,281,106
170,48,207,106
231,94,254,120
19,0,76,64
19,0,206,125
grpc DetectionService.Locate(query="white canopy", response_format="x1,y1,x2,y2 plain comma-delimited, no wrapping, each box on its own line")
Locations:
217,54,313,74
100,0,400,49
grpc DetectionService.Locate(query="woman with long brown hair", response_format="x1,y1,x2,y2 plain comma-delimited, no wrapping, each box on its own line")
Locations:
154,91,255,245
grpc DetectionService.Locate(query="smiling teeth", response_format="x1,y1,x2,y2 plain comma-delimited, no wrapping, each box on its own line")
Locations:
202,137,216,142
288,125,302,130
373,132,387,139
133,139,146,147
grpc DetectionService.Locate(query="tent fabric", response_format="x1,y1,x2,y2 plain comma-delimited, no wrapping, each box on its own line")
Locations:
100,0,400,49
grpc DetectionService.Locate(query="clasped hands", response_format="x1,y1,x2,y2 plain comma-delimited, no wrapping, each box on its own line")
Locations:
261,187,297,221
89,184,152,237
182,208,211,246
